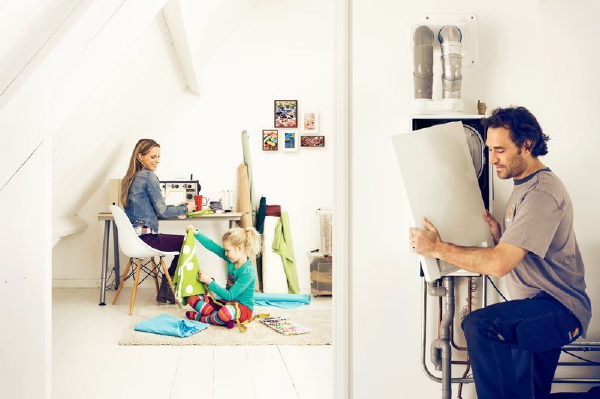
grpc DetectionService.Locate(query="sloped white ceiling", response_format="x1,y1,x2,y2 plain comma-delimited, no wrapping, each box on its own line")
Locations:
1,0,170,243
1,0,168,188
0,0,261,244
52,10,187,241
162,0,261,95
0,0,82,108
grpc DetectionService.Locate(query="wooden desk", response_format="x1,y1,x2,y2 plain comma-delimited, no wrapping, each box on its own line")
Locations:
96,212,244,305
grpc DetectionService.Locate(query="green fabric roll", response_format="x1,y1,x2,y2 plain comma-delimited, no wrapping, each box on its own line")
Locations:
272,212,299,294
173,230,206,306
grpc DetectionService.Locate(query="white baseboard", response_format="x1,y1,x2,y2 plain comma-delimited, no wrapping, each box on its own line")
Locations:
52,279,99,288
52,279,312,294
52,279,156,288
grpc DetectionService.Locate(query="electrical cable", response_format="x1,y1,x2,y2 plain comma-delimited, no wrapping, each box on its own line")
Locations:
485,275,508,302
561,350,600,365
104,267,116,291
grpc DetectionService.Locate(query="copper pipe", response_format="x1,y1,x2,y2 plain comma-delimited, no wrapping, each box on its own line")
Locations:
451,276,473,351
456,278,473,398
457,358,471,398
451,360,470,365
450,325,468,351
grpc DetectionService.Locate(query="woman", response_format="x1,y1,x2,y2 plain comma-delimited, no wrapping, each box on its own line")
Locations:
121,138,194,303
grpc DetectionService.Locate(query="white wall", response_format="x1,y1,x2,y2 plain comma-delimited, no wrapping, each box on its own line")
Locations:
1,2,170,397
137,0,336,288
23,0,600,397
53,0,335,294
0,143,52,398
51,11,187,286
351,1,600,398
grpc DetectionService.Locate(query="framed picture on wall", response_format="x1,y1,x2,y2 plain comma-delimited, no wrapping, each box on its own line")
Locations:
282,131,299,152
274,100,298,128
301,110,319,134
262,130,278,151
300,135,325,147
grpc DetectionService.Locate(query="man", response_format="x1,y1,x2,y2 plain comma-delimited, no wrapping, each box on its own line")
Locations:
409,106,591,399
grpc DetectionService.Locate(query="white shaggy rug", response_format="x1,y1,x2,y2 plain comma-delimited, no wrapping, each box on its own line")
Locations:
118,306,332,346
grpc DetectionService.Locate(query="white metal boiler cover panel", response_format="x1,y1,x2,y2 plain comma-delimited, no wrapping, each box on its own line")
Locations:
392,121,493,281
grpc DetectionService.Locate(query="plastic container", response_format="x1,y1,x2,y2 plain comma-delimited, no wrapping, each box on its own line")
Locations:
317,208,332,256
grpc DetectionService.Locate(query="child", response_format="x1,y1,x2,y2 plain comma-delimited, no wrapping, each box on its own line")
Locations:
185,225,261,328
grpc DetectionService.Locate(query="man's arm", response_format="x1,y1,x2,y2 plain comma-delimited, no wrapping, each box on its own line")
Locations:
409,217,527,277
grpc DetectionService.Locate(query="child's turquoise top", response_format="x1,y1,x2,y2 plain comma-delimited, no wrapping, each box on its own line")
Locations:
194,231,256,310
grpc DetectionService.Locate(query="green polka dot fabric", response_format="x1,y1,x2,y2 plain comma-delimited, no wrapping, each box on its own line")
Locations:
173,230,206,306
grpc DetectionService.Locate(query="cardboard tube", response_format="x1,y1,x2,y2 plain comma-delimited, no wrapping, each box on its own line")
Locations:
237,163,259,290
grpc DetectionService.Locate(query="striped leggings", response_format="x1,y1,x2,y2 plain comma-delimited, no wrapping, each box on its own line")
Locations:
185,294,252,328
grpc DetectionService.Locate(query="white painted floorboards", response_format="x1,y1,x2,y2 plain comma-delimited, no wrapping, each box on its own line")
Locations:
52,288,333,399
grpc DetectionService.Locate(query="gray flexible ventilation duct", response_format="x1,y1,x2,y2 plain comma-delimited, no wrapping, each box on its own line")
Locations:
413,25,434,99
438,25,463,99
464,125,485,178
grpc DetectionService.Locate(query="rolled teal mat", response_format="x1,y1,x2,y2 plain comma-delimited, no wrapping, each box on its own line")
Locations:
254,293,311,309
134,314,208,337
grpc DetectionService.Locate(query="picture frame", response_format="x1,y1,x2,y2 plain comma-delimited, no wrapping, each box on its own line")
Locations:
300,135,325,147
282,130,299,152
301,110,319,134
274,100,298,128
262,130,278,151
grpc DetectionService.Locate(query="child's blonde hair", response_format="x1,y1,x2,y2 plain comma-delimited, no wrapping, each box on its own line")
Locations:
222,227,262,257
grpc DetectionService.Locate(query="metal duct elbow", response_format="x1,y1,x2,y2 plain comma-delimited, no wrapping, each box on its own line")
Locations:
438,25,463,99
413,25,434,99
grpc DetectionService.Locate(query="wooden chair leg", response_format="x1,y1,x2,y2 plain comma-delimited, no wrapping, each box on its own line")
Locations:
150,258,160,295
128,259,143,315
159,257,182,309
112,259,133,305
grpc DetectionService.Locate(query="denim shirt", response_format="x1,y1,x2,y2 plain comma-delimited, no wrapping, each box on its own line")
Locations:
124,169,187,233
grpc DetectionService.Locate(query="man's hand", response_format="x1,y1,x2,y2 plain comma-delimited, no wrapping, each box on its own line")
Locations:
408,215,525,277
482,210,501,245
409,217,443,257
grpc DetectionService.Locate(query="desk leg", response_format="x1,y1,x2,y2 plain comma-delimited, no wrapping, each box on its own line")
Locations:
99,220,110,306
112,221,120,289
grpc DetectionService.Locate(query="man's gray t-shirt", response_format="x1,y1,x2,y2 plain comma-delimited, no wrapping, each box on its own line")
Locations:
500,168,592,335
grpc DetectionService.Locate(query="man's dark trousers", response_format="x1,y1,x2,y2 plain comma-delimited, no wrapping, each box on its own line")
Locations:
462,292,581,399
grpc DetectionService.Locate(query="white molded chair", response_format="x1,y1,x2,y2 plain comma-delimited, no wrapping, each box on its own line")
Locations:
109,205,181,315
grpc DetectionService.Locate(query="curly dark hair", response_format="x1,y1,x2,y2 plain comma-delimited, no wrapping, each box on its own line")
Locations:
481,106,550,157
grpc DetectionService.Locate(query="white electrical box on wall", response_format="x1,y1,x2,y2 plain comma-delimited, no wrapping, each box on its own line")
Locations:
412,98,464,115
409,13,478,114
411,13,478,66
